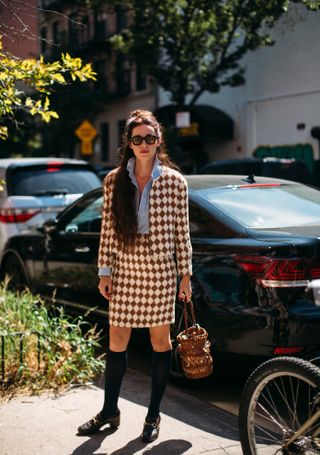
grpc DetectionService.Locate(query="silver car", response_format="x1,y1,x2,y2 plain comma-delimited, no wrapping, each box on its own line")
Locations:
0,157,101,253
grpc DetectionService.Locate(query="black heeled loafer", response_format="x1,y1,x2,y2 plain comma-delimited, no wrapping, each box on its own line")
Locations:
77,409,120,436
140,416,161,443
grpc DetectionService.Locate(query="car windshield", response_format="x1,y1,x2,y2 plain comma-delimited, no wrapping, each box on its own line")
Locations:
10,166,101,196
65,196,103,233
199,184,320,228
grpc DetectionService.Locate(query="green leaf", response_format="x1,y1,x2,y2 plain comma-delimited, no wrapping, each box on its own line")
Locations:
0,37,96,139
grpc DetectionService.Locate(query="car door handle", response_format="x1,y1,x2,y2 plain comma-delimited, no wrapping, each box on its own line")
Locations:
75,245,90,253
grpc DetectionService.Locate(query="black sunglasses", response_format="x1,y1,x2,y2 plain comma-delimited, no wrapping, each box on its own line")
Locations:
130,134,158,145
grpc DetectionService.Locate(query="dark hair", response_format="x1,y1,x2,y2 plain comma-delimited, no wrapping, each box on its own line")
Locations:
112,109,178,250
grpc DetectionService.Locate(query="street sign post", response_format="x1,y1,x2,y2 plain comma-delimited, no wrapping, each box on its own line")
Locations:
75,120,97,156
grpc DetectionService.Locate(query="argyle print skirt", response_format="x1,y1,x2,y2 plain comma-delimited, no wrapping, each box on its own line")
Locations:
109,234,177,328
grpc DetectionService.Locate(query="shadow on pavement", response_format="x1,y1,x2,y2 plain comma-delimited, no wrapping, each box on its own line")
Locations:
141,439,192,454
88,331,240,447
72,427,117,455
91,368,239,443
73,433,192,455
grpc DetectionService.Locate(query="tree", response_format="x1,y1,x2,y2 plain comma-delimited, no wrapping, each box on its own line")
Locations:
0,110,41,158
0,37,96,140
91,0,319,107
39,80,102,158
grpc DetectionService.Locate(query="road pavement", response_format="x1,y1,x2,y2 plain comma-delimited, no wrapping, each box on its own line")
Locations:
0,366,243,455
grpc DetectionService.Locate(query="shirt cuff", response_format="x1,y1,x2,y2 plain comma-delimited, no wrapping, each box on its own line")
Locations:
98,267,112,277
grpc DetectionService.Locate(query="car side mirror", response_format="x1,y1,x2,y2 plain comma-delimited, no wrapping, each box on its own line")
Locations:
42,218,58,235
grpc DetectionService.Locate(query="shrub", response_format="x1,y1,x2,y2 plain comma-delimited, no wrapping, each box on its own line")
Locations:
0,285,104,398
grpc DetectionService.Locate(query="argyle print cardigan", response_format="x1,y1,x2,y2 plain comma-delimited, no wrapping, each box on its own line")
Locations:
98,166,192,277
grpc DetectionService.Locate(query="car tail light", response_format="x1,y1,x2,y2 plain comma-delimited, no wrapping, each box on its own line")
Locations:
46,161,64,172
273,346,304,355
235,255,320,288
0,208,41,223
310,266,320,279
46,167,61,172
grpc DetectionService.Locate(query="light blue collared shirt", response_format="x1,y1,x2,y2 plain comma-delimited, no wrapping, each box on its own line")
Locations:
99,156,163,276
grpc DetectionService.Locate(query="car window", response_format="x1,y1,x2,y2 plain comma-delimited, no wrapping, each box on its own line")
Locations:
199,184,320,229
197,264,243,305
65,196,103,233
9,166,101,196
189,201,232,237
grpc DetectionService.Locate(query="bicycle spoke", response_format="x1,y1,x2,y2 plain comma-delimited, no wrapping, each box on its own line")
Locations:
289,374,301,429
253,425,282,444
260,383,288,430
256,403,286,431
240,358,320,455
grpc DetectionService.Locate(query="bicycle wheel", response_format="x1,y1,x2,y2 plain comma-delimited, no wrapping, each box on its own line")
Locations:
239,356,320,455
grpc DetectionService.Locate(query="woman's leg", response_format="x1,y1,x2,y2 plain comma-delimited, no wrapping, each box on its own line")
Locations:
147,324,172,420
77,325,131,435
100,325,132,418
147,324,172,419
141,324,172,442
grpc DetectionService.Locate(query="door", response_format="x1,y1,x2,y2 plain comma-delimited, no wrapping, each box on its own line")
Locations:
33,192,107,318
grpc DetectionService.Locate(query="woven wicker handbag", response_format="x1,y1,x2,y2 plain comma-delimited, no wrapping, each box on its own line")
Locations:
176,300,213,379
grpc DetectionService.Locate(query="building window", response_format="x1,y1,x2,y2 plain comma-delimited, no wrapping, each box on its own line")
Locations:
118,119,126,146
116,7,127,32
68,12,78,47
95,19,107,41
136,63,147,91
94,60,106,93
80,15,90,43
101,123,109,161
40,27,47,54
51,21,61,44
116,55,131,96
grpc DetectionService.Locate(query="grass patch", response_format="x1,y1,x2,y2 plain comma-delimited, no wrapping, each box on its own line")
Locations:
0,284,104,401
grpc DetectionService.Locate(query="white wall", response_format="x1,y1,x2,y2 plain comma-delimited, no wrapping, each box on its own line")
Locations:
244,4,320,157
159,4,320,162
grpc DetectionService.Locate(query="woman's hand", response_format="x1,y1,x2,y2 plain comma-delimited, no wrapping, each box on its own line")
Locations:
178,274,192,302
98,276,112,300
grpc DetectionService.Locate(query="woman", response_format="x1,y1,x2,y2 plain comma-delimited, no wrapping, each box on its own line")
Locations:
77,109,192,442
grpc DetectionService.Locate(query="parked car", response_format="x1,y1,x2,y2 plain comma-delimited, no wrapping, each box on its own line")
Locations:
2,174,320,377
0,158,101,253
199,157,313,186
93,164,115,181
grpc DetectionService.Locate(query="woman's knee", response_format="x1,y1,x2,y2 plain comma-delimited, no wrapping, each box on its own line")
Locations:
109,326,131,351
151,340,172,352
149,325,172,352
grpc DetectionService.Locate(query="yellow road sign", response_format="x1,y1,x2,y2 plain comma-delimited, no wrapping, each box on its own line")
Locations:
81,140,93,155
75,120,97,142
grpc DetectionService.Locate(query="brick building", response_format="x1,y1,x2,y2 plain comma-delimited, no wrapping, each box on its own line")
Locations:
0,0,38,58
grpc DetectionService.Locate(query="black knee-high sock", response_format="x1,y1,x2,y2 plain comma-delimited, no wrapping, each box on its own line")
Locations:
100,349,127,418
147,350,172,420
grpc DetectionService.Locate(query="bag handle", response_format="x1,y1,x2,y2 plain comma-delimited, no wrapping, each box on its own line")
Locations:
182,299,196,329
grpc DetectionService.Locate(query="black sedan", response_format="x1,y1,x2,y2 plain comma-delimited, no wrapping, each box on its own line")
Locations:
2,175,320,376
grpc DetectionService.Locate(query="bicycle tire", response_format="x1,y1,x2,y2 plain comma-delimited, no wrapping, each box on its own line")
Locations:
239,356,320,455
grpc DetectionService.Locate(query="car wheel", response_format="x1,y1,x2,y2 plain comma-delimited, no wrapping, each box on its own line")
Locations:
2,254,28,292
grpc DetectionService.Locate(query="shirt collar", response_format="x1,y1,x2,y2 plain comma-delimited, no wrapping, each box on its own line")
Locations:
127,155,162,184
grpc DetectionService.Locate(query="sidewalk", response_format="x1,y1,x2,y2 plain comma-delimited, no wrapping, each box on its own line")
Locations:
0,367,242,455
